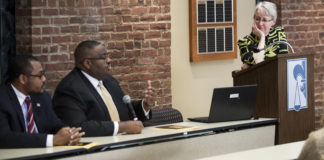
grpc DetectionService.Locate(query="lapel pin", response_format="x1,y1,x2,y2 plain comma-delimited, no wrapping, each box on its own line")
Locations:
36,103,41,107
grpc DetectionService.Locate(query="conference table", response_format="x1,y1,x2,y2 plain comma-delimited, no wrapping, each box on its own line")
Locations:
199,140,305,160
0,118,276,160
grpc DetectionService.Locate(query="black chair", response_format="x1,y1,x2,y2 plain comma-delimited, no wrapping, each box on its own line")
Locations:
143,108,183,127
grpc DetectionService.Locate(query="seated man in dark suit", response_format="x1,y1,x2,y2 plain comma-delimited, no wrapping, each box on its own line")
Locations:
53,40,156,136
0,55,85,148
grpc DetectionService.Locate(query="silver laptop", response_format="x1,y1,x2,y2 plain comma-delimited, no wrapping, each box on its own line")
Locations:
188,84,257,123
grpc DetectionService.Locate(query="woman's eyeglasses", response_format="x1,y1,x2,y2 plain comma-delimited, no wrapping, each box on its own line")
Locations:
254,17,273,23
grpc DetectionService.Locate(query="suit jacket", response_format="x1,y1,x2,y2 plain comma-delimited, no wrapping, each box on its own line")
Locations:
298,128,324,160
53,68,151,137
0,84,65,148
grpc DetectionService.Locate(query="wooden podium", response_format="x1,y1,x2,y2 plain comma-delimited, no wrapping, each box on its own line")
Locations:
232,53,314,144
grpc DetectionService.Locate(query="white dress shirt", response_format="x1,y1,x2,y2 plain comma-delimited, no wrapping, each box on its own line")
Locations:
11,84,53,147
81,71,149,136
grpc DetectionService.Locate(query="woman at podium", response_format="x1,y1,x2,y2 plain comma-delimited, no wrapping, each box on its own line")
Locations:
238,1,288,70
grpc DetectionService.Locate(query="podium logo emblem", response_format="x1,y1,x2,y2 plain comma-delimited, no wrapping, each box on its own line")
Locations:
287,58,307,111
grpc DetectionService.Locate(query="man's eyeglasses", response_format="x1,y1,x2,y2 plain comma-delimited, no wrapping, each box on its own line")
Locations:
254,17,273,23
27,71,46,78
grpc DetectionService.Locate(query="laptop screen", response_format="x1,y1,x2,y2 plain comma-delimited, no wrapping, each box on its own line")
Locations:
207,84,257,122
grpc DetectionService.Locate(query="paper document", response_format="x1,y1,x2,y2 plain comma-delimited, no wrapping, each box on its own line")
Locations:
154,125,199,131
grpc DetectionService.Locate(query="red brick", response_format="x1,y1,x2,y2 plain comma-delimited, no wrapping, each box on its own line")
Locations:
138,58,154,64
32,37,51,44
129,32,144,39
113,67,133,74
81,25,98,33
162,6,170,13
72,35,90,43
111,33,127,40
99,25,115,32
105,16,122,23
157,15,171,21
70,17,85,24
94,0,102,6
159,40,170,47
34,55,49,62
115,8,131,14
148,65,167,72
32,46,42,53
52,36,71,43
141,49,158,56
125,42,134,49
99,8,114,15
116,25,132,32
31,0,46,7
132,7,147,15
115,42,125,50
42,27,60,35
45,63,66,70
149,7,161,13
162,32,171,38
61,26,80,33
129,0,139,5
103,0,112,5
125,50,141,57
123,16,140,22
145,31,161,39
76,0,85,7
32,28,41,35
60,9,78,15
59,0,66,7
150,40,158,48
43,9,59,16
120,0,128,5
48,0,57,7
109,51,124,58
79,8,97,16
134,24,149,30
50,45,58,53
32,18,50,25
150,23,167,30
87,17,104,23
53,18,69,24
140,15,155,21
153,72,170,79
142,41,150,48
32,9,41,16
155,56,170,64
118,59,136,66
159,0,170,5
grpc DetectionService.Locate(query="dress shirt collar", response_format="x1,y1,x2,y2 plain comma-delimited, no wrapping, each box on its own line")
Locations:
81,70,102,88
11,84,28,106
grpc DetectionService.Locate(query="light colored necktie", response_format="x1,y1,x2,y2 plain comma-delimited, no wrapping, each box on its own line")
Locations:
98,82,120,121
25,97,37,133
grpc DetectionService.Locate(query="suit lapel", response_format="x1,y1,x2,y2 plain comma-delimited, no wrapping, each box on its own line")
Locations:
7,84,26,131
75,69,110,118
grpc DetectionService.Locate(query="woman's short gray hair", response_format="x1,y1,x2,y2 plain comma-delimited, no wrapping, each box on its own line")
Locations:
255,1,277,21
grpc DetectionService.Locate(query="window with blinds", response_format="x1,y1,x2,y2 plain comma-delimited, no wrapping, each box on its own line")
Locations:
189,0,237,62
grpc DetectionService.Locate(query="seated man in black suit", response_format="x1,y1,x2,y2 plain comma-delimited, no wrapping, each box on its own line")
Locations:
0,55,85,148
53,40,156,136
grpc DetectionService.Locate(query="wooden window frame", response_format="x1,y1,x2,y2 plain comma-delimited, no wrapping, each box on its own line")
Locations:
189,0,237,62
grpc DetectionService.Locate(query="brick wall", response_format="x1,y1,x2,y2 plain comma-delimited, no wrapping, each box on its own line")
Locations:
15,0,171,108
272,0,324,128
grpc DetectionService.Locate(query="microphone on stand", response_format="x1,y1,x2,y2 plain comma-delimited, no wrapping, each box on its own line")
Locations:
122,95,138,120
252,41,295,54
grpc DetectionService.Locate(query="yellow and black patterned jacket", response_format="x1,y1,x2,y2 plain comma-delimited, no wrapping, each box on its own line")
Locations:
237,26,288,65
